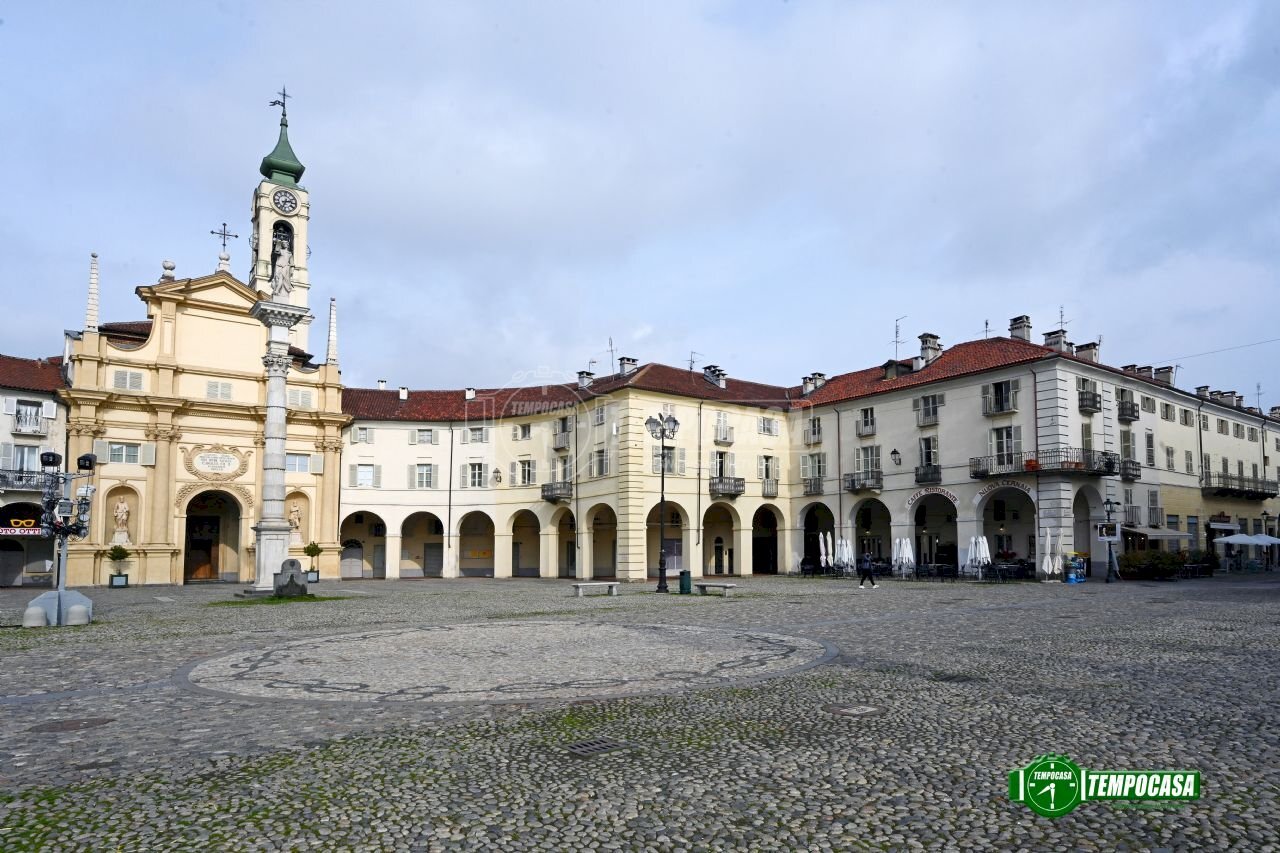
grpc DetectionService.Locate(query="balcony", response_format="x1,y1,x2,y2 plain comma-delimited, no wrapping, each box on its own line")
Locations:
540,481,572,502
802,477,824,496
709,476,746,498
1147,506,1165,528
552,432,571,450
1078,390,1102,414
713,426,734,446
0,469,44,490
981,395,1018,416
914,464,942,484
1123,505,1142,526
1117,400,1140,422
916,409,939,427
1200,473,1280,500
11,418,48,437
803,427,822,446
843,471,883,492
855,419,876,437
761,478,779,499
969,447,1120,479
1120,459,1142,482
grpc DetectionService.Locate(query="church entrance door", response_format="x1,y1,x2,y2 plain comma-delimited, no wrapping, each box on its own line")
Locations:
185,517,220,581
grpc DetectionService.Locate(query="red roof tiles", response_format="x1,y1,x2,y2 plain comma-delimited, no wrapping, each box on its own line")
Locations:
0,354,66,393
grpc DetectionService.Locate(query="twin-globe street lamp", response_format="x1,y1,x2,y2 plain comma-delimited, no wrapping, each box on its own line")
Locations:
1102,497,1120,583
645,413,680,593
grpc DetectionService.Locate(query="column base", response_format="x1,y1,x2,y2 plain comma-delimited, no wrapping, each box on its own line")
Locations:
253,520,294,591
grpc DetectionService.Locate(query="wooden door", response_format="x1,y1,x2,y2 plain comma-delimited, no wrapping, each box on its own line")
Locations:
184,516,220,581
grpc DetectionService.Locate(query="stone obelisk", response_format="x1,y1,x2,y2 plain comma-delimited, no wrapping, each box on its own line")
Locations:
249,251,310,591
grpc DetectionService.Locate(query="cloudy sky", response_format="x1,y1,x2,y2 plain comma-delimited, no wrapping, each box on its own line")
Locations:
2,1,1278,401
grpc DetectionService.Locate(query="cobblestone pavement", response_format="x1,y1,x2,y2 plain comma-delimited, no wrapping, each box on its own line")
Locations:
1,574,1278,851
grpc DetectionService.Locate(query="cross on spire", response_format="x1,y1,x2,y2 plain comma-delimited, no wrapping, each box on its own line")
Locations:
210,222,239,251
269,85,291,119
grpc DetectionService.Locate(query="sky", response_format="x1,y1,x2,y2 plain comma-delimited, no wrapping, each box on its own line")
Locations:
2,1,1278,402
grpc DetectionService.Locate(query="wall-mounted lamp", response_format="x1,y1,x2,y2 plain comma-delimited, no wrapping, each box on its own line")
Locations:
492,468,503,484
890,448,902,466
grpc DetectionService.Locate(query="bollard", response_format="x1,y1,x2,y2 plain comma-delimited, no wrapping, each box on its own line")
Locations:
66,604,91,626
22,605,48,628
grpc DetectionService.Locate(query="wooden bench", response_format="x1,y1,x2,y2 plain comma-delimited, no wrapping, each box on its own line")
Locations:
571,581,619,598
694,582,738,597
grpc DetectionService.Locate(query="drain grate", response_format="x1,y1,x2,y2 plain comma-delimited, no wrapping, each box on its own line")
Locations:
28,717,115,733
825,703,885,718
564,737,629,758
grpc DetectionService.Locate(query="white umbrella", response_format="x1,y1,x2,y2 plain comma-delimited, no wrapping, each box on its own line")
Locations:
1215,533,1257,546
1253,534,1280,546
900,538,915,577
817,531,827,568
891,537,902,574
1051,532,1064,578
978,536,992,564
1041,529,1054,579
826,532,836,569
966,535,978,571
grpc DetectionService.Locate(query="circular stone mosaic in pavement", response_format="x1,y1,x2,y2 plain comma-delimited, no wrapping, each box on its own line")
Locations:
184,621,833,705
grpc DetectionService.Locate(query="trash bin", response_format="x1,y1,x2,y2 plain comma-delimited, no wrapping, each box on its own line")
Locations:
678,569,692,595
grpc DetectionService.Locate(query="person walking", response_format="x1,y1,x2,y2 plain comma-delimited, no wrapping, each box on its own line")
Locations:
858,551,878,589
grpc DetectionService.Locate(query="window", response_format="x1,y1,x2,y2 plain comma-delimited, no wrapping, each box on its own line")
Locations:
1165,447,1174,471
859,407,875,426
1202,453,1210,474
809,415,822,434
1238,460,1245,477
800,452,826,480
557,415,573,434
108,442,140,464
469,462,486,488
919,435,939,466
591,448,610,477
758,455,778,479
1167,515,1179,531
1200,414,1209,431
14,401,42,432
353,426,373,444
1077,377,1097,393
1185,450,1194,474
1217,418,1229,435
1120,430,1134,461
593,405,606,426
519,459,536,485
661,403,677,417
1081,421,1093,453
711,451,733,478
1248,427,1259,442
356,464,376,487
991,426,1022,464
467,426,487,444
1252,463,1260,479
1179,408,1194,427
112,370,143,392
1187,516,1199,548
411,429,437,445
285,453,311,473
1145,431,1155,466
287,388,313,409
516,423,532,440
1221,457,1229,474
206,381,232,401
915,393,943,426
758,416,779,436
1233,423,1245,439
13,444,40,470
1140,395,1155,413
414,463,434,489
1160,403,1174,421
983,380,1019,414
650,445,685,475
857,445,882,473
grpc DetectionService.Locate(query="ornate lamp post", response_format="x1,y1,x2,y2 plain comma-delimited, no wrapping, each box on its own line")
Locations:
26,451,97,626
645,413,680,593
1103,497,1120,583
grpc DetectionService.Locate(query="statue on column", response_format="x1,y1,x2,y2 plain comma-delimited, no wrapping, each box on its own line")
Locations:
111,498,132,546
270,239,294,298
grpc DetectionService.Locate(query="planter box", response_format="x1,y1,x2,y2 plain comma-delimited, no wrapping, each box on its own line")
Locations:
109,573,129,588
306,569,320,583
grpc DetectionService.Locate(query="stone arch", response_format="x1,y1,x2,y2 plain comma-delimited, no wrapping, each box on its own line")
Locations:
646,500,690,579
549,506,577,579
285,490,311,547
702,502,741,576
182,490,243,583
849,497,892,561
509,509,541,578
976,486,1037,562
801,502,836,569
103,484,140,547
339,509,387,579
912,493,958,567
585,503,618,579
401,511,446,578
457,510,496,578
751,505,782,575
0,501,47,587
1073,484,1104,577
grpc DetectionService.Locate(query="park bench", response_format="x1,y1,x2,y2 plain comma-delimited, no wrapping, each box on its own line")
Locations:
694,582,738,597
570,581,619,598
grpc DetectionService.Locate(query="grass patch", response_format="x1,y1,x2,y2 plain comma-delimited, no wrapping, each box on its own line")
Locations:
206,595,349,607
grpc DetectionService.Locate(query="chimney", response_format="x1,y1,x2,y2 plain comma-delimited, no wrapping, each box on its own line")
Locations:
1135,366,1153,380
1121,364,1138,374
918,333,942,365
912,356,925,372
577,370,594,389
1209,391,1224,403
1153,366,1174,386
160,259,176,281
1043,330,1071,352
811,372,827,389
1246,406,1260,415
377,379,387,391
1196,386,1210,398
398,386,408,401
802,375,815,395
618,356,638,375
1074,342,1099,363
715,368,727,390
1269,405,1280,420
465,387,476,401
702,364,721,386
1009,315,1032,341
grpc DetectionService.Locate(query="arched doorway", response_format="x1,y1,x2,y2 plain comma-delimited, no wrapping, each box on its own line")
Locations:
913,494,957,567
401,511,445,578
458,511,495,578
184,491,242,583
589,505,618,579
703,504,738,576
980,487,1036,561
339,511,387,579
646,502,688,578
751,506,780,574
851,499,892,561
0,502,49,587
510,510,541,578
802,503,835,569
553,508,577,579
0,540,25,587
1073,487,1101,578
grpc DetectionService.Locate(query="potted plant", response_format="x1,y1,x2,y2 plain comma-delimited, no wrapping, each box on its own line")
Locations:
106,544,131,588
1024,458,1040,472
303,541,322,583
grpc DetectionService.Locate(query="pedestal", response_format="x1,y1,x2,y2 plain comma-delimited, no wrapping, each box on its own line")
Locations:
253,519,294,591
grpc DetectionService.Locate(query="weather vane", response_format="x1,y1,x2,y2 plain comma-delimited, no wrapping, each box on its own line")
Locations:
210,222,239,251
269,85,291,118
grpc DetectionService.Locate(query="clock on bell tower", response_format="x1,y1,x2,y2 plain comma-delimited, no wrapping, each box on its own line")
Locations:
250,88,312,349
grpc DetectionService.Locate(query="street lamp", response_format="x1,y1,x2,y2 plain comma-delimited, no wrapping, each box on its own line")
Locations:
1264,510,1272,568
1103,497,1120,583
645,413,680,593
27,452,98,626
890,448,902,466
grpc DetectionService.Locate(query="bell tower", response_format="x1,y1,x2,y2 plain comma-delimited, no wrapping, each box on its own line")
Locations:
250,87,312,349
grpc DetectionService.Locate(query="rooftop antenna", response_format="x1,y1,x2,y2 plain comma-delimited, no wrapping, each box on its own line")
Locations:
587,358,597,374
688,351,702,371
1258,382,1264,410
892,316,907,360
607,337,617,374
1057,304,1073,331
984,319,990,339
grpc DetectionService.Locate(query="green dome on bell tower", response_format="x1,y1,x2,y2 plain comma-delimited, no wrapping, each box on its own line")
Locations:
260,109,305,187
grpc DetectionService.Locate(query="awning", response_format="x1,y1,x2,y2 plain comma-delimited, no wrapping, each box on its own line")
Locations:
1209,522,1239,531
1123,525,1192,540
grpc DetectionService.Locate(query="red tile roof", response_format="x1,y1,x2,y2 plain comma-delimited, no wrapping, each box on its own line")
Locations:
0,353,66,393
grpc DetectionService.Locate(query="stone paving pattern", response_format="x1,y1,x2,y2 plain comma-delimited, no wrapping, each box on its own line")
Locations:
0,575,1277,851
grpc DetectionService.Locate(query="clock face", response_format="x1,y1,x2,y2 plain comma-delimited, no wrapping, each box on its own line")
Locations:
272,189,299,214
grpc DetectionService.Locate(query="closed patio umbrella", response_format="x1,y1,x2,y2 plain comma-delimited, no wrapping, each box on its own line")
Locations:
1041,529,1054,579
900,538,915,577
817,531,827,568
826,532,836,570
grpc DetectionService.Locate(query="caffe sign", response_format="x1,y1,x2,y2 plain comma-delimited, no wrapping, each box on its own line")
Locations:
904,486,959,509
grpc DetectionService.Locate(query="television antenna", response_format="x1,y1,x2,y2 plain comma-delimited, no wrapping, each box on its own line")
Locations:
688,351,702,371
607,337,617,374
892,316,907,360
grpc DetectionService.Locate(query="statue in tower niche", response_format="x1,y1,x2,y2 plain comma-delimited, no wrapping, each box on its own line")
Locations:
270,237,294,297
111,498,132,546
288,501,303,545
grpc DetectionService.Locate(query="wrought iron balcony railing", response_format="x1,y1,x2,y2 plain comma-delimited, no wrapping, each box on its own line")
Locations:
0,469,44,490
540,481,572,502
916,409,939,427
761,478,779,498
843,471,883,492
981,394,1018,416
803,477,824,496
1078,390,1102,413
713,426,734,446
552,432,571,450
1120,459,1142,481
709,476,745,498
803,427,822,446
855,419,876,437
969,448,1120,479
1200,473,1280,500
1124,505,1142,526
914,464,942,484
1117,400,1140,422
